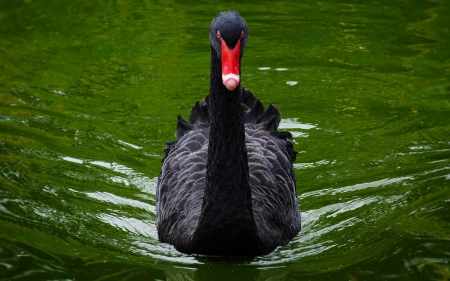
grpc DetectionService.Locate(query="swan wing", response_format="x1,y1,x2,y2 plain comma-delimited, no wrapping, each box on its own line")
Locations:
245,124,301,249
156,126,209,252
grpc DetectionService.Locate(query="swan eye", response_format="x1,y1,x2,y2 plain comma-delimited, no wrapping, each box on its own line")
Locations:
241,31,245,38
216,31,221,39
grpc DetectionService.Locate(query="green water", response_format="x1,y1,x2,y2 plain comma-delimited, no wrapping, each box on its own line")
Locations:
1,0,449,280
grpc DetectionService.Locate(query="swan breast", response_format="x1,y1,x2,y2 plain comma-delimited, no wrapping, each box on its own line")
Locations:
157,121,301,250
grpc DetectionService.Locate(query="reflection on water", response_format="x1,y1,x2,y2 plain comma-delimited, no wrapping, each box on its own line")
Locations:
1,0,450,280
158,263,293,281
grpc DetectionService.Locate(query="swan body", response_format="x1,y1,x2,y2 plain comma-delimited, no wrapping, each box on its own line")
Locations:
156,11,301,256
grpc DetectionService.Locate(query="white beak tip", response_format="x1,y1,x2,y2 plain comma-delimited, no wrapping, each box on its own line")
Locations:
222,74,240,91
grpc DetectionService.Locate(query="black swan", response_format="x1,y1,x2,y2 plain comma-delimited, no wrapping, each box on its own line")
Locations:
156,11,301,256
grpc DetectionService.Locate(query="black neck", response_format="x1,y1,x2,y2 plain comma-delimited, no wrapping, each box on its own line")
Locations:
206,45,250,212
191,45,259,255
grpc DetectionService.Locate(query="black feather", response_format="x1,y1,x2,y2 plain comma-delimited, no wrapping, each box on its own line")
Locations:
175,115,195,139
244,98,264,124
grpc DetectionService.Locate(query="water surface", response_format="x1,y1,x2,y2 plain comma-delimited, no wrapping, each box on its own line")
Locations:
1,0,450,280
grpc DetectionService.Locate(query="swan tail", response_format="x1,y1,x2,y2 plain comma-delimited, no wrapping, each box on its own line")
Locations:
257,103,281,130
244,98,264,124
270,132,298,163
263,115,277,132
189,98,209,124
195,101,210,123
241,87,264,113
175,115,195,139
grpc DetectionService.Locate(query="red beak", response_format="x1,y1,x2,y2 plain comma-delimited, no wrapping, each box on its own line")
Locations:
221,39,240,91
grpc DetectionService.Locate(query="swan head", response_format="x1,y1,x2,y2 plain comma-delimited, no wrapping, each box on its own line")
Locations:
210,11,249,91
